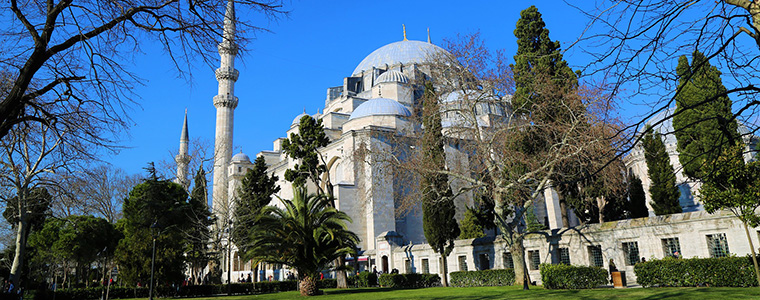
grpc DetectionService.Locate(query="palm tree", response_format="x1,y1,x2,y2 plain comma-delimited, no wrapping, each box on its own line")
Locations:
248,185,358,296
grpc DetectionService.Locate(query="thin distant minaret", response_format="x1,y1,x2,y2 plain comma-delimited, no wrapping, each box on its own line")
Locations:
175,109,191,190
212,0,239,212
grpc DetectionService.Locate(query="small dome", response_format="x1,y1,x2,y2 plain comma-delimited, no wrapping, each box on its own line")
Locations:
642,108,677,145
353,40,449,76
349,98,412,120
376,70,409,84
231,152,251,163
292,112,309,125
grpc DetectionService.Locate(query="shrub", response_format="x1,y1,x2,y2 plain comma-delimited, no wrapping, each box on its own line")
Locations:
540,264,608,289
634,256,758,287
378,273,441,288
355,271,378,287
449,269,515,287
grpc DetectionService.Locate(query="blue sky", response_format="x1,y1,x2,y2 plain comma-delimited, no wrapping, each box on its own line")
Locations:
111,1,625,176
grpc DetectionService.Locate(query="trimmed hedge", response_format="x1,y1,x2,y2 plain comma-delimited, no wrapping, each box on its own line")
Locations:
634,256,758,287
354,271,378,287
378,273,441,288
27,279,336,300
449,269,515,287
540,264,608,289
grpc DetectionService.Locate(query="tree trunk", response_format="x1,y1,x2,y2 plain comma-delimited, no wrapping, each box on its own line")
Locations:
335,256,348,288
743,222,760,286
299,275,320,296
441,253,449,287
9,215,29,294
596,197,606,223
510,239,530,288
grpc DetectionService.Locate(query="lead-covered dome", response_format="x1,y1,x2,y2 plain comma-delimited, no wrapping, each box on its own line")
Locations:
231,151,251,163
376,70,409,84
292,112,308,126
353,40,448,76
349,98,412,120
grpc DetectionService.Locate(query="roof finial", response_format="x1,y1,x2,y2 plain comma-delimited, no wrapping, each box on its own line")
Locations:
403,24,408,41
427,27,430,43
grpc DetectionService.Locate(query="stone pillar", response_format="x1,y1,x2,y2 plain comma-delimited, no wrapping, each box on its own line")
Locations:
544,182,563,229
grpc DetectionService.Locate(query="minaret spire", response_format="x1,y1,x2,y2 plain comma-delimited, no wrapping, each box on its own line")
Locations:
403,24,408,41
427,27,430,43
175,109,191,190
212,0,239,212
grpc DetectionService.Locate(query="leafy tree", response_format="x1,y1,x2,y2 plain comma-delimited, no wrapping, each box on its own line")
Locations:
232,156,280,282
282,116,331,196
249,186,358,296
420,82,460,287
627,172,649,218
3,187,52,237
642,127,682,215
114,164,192,287
29,215,121,287
459,207,486,239
673,50,740,180
185,166,214,285
700,143,760,285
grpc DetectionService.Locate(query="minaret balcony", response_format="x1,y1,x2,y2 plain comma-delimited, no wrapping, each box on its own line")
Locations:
218,42,239,55
213,94,239,108
215,67,240,81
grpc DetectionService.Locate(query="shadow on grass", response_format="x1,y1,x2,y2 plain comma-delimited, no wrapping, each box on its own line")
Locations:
322,287,398,295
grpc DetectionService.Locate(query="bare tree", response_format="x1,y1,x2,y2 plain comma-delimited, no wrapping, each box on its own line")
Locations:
0,120,86,292
0,0,287,147
576,0,760,147
54,165,142,222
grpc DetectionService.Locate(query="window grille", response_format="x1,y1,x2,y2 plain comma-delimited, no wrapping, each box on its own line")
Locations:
707,233,730,258
588,245,603,267
503,252,514,269
528,250,540,270
559,248,570,265
421,259,429,274
622,242,640,265
661,238,681,258
458,255,468,271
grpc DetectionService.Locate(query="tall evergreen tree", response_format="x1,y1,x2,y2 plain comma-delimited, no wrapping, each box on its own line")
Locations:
233,156,280,282
420,82,460,287
642,127,682,215
627,172,649,218
186,166,213,284
115,163,192,287
511,5,578,115
673,50,740,180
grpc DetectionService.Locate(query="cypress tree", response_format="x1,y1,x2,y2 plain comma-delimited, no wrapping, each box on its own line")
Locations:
642,126,682,215
233,156,280,282
673,50,740,180
420,82,459,287
186,166,213,284
627,172,649,218
511,5,577,115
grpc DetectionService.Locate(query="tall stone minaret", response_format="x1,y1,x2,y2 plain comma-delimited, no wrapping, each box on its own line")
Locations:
212,0,239,212
174,109,191,190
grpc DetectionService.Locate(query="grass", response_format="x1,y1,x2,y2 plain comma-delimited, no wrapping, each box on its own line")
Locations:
124,285,760,300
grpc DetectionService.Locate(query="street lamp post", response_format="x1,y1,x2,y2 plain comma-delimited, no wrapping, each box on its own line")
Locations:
149,222,160,300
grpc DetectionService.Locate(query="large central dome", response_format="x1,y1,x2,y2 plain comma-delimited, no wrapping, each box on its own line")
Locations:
352,40,448,76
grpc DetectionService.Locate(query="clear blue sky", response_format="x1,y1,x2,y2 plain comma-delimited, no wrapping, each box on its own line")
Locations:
110,1,623,176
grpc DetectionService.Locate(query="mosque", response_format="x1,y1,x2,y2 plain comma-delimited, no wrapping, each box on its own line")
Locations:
173,0,760,285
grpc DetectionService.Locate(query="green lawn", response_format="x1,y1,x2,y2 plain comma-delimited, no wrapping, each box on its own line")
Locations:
125,285,760,300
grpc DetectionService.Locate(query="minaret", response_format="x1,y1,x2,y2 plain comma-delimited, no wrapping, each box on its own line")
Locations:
175,109,191,190
212,0,239,212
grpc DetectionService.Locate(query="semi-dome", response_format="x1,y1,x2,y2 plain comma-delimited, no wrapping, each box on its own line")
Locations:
376,70,409,84
641,108,677,145
353,40,448,76
292,111,308,125
231,151,251,163
349,98,412,120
